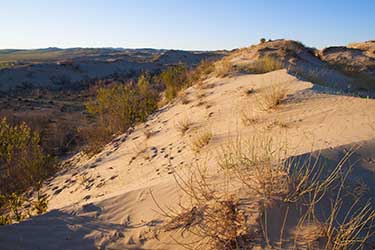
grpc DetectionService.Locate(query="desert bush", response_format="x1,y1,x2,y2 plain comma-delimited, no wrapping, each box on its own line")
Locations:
240,101,260,126
189,60,215,85
85,73,158,134
0,118,55,195
215,59,234,77
190,129,213,152
175,117,193,135
78,125,113,154
256,83,287,111
154,134,375,249
151,165,255,250
0,191,49,225
160,65,189,101
32,191,48,215
246,56,283,74
218,136,375,249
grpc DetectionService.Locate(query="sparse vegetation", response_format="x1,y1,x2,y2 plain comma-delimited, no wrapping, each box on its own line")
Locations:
190,129,213,152
154,134,375,249
86,73,158,134
215,59,234,77
256,83,287,111
330,64,375,91
246,56,283,74
241,108,260,126
160,65,189,101
175,117,193,135
84,73,159,152
190,59,215,86
0,118,55,195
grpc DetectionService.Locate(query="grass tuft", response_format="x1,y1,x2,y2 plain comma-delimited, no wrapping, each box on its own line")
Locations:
190,129,213,153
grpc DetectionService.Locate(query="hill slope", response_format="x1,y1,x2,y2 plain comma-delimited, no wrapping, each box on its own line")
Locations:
1,67,375,249
0,48,223,91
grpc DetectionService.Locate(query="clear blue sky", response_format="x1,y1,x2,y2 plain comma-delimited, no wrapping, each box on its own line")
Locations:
1,0,374,50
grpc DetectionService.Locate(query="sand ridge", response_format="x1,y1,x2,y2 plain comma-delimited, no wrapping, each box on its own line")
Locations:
1,69,375,249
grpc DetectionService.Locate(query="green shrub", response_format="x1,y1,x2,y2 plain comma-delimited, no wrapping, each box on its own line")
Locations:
85,73,159,134
0,191,48,225
160,65,189,101
0,118,55,195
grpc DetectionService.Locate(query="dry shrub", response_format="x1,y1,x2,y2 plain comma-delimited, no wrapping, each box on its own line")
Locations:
190,60,216,87
154,134,375,249
78,125,113,155
218,135,290,201
218,135,375,249
175,117,193,135
0,191,49,225
151,166,257,250
190,129,213,153
256,83,287,111
240,102,260,126
246,56,283,74
215,59,234,78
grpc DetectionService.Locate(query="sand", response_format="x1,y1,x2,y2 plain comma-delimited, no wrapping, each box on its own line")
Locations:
1,69,375,249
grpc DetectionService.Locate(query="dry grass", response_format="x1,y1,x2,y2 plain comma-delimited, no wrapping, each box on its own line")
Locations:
246,56,283,74
256,83,287,111
190,129,213,153
151,165,256,250
153,133,375,249
215,59,234,78
175,117,193,135
218,135,374,249
240,102,260,126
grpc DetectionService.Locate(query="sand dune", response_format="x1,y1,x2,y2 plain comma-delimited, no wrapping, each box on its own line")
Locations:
1,68,375,249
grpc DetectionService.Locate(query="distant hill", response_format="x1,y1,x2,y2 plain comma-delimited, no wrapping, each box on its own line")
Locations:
0,48,225,91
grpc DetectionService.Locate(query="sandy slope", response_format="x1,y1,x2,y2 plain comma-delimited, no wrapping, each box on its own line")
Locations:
1,70,375,249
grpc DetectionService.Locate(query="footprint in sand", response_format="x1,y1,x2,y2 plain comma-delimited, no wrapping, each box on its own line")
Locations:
96,182,105,188
83,195,91,201
109,175,118,181
53,188,63,195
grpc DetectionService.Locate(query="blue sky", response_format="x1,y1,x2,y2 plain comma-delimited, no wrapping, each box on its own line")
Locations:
0,0,374,50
